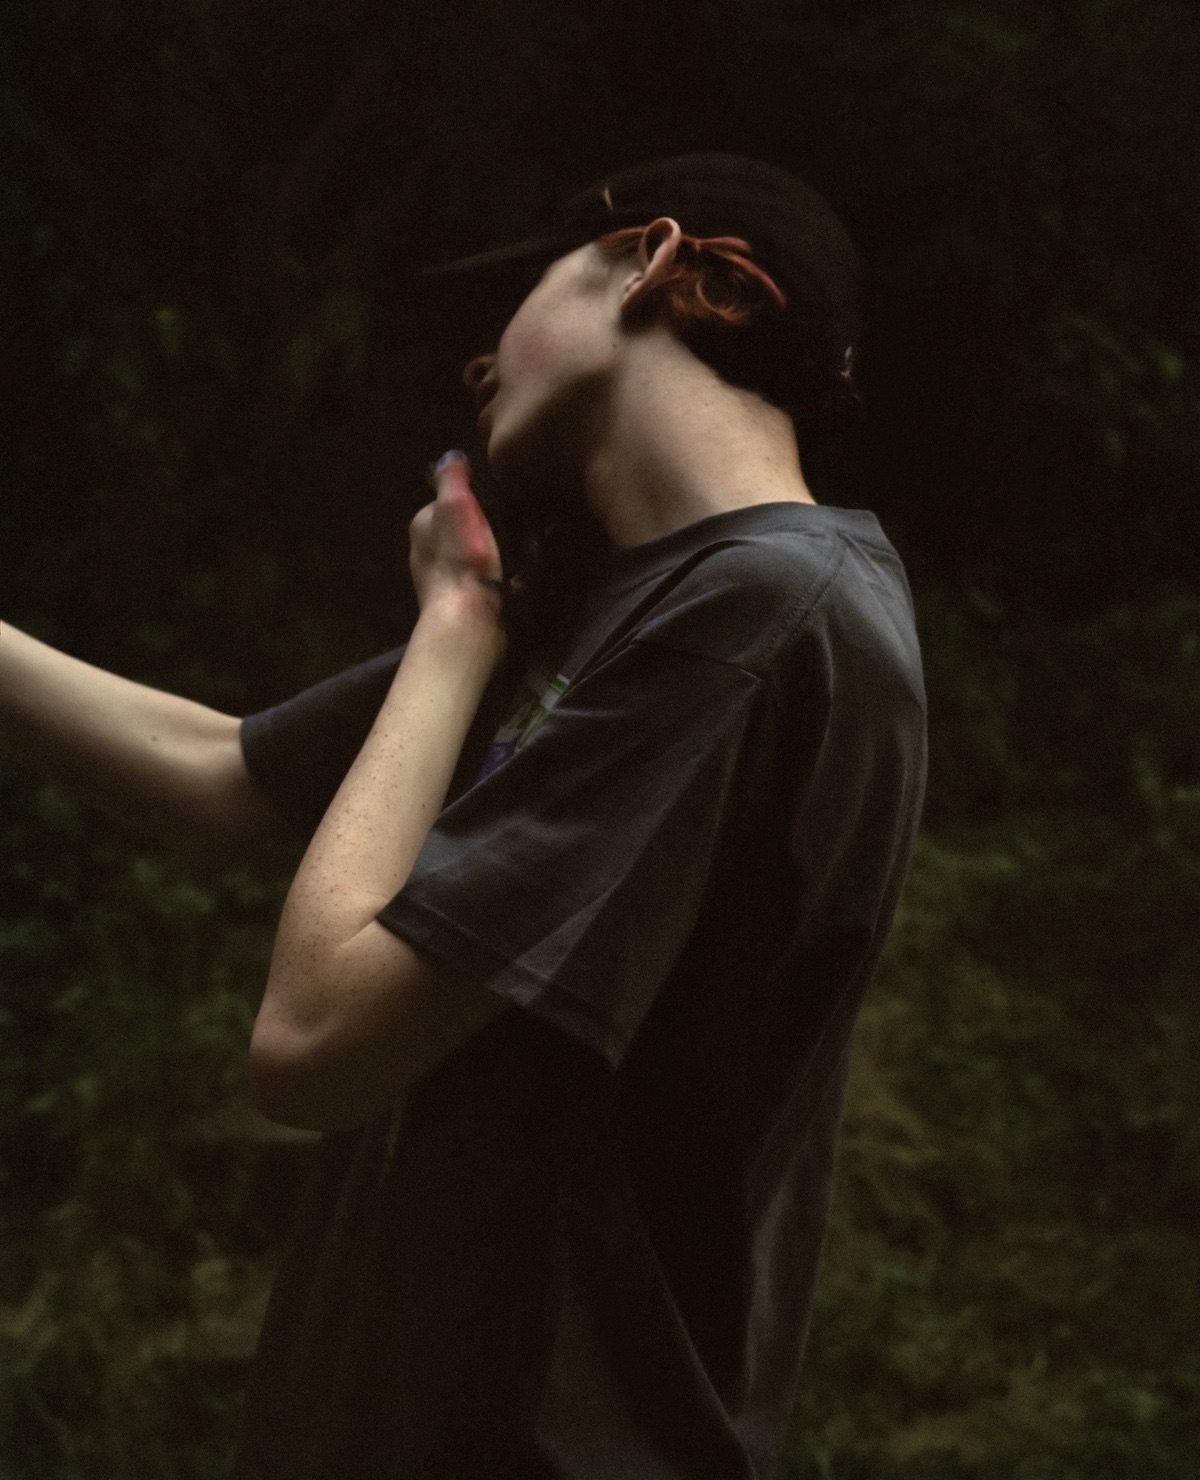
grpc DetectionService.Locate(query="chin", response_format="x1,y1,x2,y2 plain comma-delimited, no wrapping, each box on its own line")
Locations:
487,430,561,518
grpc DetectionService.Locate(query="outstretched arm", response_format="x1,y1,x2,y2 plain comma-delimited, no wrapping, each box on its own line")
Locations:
249,454,511,1131
0,622,287,866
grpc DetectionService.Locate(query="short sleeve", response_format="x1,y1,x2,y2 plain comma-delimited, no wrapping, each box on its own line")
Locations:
241,646,527,838
240,648,406,835
376,632,771,1070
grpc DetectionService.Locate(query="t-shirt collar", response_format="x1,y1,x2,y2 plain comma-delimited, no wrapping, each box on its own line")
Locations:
595,501,881,596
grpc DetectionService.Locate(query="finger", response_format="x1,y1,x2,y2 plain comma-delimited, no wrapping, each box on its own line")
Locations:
422,452,499,575
444,485,500,574
428,449,471,500
408,503,434,543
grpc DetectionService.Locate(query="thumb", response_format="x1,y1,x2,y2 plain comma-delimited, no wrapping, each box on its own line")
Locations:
428,449,472,502
426,450,500,575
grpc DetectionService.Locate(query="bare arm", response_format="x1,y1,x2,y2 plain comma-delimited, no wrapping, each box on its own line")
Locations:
0,622,288,866
250,454,510,1130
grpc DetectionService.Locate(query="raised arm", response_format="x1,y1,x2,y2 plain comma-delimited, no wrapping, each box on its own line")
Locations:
249,453,510,1129
0,622,287,866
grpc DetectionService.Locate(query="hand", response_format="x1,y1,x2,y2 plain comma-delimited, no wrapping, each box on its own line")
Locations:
408,452,504,623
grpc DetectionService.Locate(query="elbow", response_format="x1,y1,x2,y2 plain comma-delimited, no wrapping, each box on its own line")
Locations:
249,927,438,1130
247,1018,324,1130
248,995,412,1133
248,1015,366,1133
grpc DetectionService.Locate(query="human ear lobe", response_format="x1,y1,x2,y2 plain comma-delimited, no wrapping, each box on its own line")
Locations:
619,217,683,318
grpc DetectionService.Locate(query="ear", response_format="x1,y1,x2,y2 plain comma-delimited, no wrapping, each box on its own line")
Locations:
619,217,683,319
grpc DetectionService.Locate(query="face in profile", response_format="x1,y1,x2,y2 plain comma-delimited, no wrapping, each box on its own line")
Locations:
463,245,629,507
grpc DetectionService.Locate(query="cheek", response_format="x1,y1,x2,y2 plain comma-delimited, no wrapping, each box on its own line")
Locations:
500,316,559,383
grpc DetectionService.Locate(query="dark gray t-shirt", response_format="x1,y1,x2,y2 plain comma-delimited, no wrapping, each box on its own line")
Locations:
234,502,927,1480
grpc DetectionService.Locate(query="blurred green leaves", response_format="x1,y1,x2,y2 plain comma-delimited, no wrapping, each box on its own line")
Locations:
795,808,1200,1477
0,765,285,1475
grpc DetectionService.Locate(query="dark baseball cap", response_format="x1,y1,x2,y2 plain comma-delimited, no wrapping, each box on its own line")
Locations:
423,153,863,396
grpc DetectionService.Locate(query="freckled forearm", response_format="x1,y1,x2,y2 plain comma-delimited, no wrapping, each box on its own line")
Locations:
253,457,510,1121
262,600,505,1021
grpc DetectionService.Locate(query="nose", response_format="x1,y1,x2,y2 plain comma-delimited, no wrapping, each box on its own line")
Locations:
462,353,496,397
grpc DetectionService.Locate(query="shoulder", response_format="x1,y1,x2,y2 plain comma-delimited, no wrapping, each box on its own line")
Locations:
629,505,923,704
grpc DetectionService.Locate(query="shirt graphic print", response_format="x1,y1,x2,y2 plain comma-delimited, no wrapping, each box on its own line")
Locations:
475,668,570,782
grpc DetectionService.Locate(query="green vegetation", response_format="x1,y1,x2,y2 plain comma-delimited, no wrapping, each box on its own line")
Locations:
0,778,285,1476
793,595,1200,1476
2,0,1197,1473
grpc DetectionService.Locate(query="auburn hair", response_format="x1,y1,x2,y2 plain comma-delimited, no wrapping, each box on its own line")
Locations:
595,223,787,328
594,221,859,446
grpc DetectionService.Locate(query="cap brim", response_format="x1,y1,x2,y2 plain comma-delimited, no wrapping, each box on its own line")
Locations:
401,233,581,358
419,232,578,281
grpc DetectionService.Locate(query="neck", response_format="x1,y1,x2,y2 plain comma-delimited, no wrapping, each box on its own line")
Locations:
580,328,815,549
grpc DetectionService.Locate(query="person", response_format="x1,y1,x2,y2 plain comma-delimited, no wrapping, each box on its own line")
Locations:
0,154,927,1478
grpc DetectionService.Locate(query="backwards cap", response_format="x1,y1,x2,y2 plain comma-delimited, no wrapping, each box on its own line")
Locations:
425,153,863,402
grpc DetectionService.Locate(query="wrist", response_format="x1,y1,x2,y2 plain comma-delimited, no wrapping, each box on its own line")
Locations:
411,585,507,669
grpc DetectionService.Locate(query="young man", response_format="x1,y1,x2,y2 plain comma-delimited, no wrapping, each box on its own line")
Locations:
1,156,926,1477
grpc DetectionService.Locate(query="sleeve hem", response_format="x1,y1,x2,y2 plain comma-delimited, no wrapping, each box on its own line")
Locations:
239,712,288,814
376,894,628,1070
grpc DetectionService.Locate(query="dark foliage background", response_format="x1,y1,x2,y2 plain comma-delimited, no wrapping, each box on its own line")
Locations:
2,0,1198,1474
